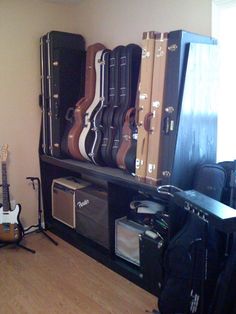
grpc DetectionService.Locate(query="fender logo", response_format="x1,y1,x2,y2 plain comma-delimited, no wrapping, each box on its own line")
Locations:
77,199,89,208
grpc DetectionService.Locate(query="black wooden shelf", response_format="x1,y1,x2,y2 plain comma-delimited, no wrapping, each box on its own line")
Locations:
40,154,161,295
46,218,146,291
40,154,161,195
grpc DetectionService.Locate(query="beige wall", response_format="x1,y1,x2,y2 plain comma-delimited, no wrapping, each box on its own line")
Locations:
0,0,80,228
71,0,212,48
0,0,212,228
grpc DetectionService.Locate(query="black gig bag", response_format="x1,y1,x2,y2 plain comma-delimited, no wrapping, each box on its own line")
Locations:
193,163,226,201
208,233,236,314
40,31,85,158
158,213,222,314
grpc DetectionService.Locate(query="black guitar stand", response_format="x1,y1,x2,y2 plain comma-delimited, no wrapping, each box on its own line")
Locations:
25,176,58,247
0,239,36,254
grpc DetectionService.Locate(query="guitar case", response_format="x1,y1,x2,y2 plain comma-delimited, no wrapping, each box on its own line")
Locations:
89,50,110,165
135,31,156,181
67,43,106,160
39,31,86,158
39,35,49,155
116,107,136,170
111,44,141,166
159,30,217,189
124,122,138,174
100,46,124,166
79,49,107,161
145,33,168,186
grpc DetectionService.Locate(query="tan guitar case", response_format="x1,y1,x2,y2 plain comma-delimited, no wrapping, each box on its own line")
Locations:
135,31,156,182
68,43,105,160
145,33,168,185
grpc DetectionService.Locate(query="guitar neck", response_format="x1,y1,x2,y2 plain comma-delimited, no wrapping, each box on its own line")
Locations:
1,161,10,211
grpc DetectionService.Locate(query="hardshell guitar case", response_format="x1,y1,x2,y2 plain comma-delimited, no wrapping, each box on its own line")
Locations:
101,46,124,167
89,50,110,165
67,43,106,160
111,44,141,166
40,31,86,158
159,30,217,189
78,49,106,161
135,31,156,181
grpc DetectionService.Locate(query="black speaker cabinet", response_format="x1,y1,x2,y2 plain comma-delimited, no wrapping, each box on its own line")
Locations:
140,232,165,296
75,185,109,249
52,177,90,228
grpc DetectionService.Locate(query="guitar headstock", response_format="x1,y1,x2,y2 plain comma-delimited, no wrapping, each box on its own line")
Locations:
0,144,9,162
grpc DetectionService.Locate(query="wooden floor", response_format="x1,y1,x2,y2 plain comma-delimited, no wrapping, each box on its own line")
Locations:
0,232,157,314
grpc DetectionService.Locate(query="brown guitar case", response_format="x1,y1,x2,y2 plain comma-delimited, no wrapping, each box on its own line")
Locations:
145,33,168,185
116,107,136,170
68,43,105,160
135,31,156,181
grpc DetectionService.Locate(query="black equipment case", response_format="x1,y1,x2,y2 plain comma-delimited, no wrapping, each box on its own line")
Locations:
159,30,218,189
139,231,165,296
40,31,86,158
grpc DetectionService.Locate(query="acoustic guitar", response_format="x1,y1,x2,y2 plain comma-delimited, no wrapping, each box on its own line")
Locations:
0,144,23,243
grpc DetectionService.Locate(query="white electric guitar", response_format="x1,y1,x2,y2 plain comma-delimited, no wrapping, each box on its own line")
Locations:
0,144,23,243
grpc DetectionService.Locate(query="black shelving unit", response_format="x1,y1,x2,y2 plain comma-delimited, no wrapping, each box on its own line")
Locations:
39,154,161,294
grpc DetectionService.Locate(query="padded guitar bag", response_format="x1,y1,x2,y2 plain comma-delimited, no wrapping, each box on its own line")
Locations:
158,213,222,314
67,43,105,160
40,31,86,158
88,50,110,165
208,233,236,314
111,44,141,165
100,46,124,166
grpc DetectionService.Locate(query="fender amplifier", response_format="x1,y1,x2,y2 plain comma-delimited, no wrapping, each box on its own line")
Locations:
52,177,90,228
75,185,109,249
115,217,150,266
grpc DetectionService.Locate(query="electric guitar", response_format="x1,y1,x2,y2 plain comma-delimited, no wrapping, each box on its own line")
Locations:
0,144,23,243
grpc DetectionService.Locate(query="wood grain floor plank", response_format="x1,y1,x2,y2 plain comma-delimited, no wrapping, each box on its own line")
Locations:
0,232,157,314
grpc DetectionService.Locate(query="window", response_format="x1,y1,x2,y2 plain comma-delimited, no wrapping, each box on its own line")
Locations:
212,0,236,162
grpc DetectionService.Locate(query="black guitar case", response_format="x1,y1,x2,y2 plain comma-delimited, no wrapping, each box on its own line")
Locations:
39,31,86,158
111,44,141,165
101,46,124,166
39,35,50,155
88,50,110,165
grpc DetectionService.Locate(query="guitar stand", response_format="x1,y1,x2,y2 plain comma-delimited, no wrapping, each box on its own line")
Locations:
25,176,58,247
0,241,36,254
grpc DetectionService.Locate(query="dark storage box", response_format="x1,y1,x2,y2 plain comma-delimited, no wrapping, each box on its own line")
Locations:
75,185,109,249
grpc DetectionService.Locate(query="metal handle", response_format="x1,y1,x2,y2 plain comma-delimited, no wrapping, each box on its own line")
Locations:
157,185,183,197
